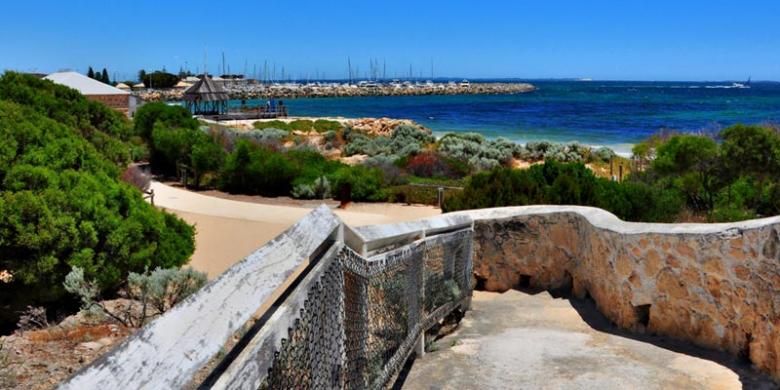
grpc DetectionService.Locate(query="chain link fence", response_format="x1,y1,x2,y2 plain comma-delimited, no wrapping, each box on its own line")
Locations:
259,228,473,389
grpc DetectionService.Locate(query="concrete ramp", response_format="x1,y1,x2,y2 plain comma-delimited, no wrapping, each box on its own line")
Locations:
400,290,772,389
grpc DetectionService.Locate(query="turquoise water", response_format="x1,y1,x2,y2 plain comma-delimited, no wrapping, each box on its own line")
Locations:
229,80,780,154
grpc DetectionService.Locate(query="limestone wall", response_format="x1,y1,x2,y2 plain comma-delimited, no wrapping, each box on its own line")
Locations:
458,206,780,380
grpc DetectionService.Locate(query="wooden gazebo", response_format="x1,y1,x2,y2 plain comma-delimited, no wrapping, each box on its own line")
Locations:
182,75,229,115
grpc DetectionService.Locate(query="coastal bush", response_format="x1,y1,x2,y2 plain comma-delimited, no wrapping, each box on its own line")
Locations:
242,128,290,147
594,180,683,222
288,119,314,132
363,155,408,186
343,125,434,159
519,141,552,161
331,165,386,202
218,141,297,196
0,72,134,164
251,119,342,133
649,134,720,213
443,161,683,222
64,266,206,327
253,120,290,131
437,133,517,170
629,124,780,221
0,93,195,332
190,132,226,188
720,124,780,180
405,151,468,179
133,102,198,142
291,176,332,199
313,119,342,133
343,132,391,156
592,147,617,163
518,141,615,164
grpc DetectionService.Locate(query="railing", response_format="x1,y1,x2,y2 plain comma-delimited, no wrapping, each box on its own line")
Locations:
60,206,473,390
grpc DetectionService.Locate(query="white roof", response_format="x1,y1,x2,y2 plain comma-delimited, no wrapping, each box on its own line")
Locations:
44,71,129,95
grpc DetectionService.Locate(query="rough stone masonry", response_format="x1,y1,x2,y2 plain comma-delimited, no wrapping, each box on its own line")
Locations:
463,206,780,381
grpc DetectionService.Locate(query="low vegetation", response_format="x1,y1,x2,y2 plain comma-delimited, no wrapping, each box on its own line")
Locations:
136,100,780,224
445,124,780,222
3,70,780,338
0,73,195,333
442,161,682,222
64,266,206,328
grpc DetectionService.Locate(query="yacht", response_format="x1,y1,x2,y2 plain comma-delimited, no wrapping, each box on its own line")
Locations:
459,79,471,87
732,77,752,89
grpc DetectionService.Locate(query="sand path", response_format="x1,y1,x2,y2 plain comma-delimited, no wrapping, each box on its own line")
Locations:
150,182,440,277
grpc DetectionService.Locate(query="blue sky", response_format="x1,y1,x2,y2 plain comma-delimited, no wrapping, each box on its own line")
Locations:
2,0,779,81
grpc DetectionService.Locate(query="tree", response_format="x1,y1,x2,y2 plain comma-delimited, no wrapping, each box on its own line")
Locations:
87,66,95,79
652,135,720,213
142,71,179,89
101,68,110,84
720,124,780,182
138,69,147,84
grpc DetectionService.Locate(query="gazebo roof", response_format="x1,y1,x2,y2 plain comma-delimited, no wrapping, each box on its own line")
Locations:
183,75,229,102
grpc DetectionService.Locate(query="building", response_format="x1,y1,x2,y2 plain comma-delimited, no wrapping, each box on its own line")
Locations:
44,71,136,116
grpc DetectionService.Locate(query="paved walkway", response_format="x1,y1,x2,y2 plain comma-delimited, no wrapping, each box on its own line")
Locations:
401,290,774,390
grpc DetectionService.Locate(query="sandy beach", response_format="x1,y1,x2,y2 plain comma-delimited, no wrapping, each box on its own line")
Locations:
150,182,440,277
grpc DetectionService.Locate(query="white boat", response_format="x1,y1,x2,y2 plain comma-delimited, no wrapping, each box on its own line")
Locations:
357,80,380,88
459,79,471,87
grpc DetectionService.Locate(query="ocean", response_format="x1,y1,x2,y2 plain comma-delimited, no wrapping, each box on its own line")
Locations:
228,80,780,155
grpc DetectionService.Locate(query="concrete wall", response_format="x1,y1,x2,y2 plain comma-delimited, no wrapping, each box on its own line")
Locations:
458,206,780,380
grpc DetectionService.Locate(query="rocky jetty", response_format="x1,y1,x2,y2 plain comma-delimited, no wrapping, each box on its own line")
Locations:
136,82,536,102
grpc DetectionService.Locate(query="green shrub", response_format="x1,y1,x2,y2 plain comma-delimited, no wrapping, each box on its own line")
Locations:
291,176,332,199
0,72,134,164
331,165,386,202
720,124,780,180
438,133,517,169
592,147,616,163
595,180,682,222
65,266,206,327
218,141,297,196
0,97,194,331
133,102,198,142
288,119,314,131
344,125,434,159
443,161,683,222
313,119,342,133
253,120,290,131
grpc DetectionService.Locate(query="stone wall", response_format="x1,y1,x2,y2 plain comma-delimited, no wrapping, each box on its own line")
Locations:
461,206,780,380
